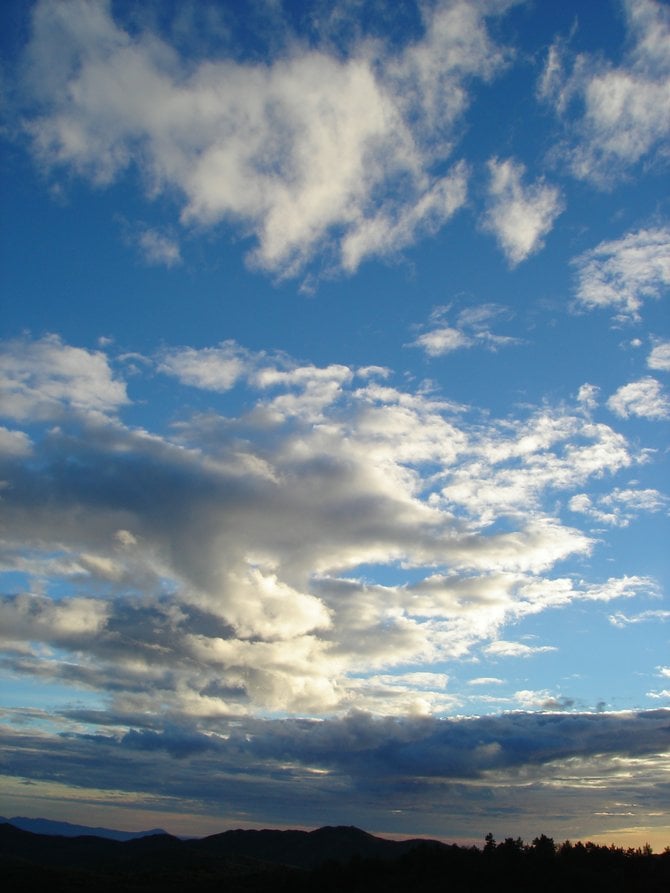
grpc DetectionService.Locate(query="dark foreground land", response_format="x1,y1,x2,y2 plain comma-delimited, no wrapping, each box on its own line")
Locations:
2,822,669,892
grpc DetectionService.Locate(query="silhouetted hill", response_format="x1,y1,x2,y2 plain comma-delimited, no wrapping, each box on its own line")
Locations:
187,823,439,868
0,823,181,869
0,821,434,871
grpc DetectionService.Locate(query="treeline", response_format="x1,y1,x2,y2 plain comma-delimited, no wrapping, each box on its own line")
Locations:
310,835,669,892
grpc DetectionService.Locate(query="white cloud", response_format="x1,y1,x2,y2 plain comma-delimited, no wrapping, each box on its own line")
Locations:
513,689,566,708
413,326,473,357
609,609,670,627
340,164,469,274
0,427,33,458
539,0,670,182
410,303,520,357
486,640,556,658
343,673,457,717
0,593,109,644
572,227,670,321
577,383,600,411
136,228,182,268
158,341,252,393
439,410,632,527
0,334,128,420
569,487,669,527
648,338,670,371
607,377,670,419
21,0,512,279
481,157,563,265
0,335,657,719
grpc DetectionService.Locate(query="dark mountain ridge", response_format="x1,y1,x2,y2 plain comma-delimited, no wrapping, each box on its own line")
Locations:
0,820,438,871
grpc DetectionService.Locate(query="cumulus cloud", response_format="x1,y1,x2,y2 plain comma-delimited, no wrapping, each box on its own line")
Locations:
158,341,253,392
648,338,670,371
18,0,515,279
0,335,653,721
577,383,600,411
572,227,670,321
0,427,32,458
539,0,670,182
410,303,521,357
136,228,182,268
481,157,563,265
0,593,109,645
607,377,670,419
0,334,128,420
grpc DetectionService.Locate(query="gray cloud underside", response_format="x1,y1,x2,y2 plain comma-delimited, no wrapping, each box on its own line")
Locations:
0,335,660,718
1,708,669,839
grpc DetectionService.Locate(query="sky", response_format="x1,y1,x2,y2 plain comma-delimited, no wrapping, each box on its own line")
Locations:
0,0,669,849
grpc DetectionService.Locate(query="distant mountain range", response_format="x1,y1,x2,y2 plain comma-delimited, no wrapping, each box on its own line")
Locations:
0,815,168,841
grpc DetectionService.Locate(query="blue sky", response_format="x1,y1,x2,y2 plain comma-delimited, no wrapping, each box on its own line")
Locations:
1,0,669,847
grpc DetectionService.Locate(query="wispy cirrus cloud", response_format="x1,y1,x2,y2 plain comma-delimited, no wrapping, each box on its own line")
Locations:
609,609,670,627
19,0,516,279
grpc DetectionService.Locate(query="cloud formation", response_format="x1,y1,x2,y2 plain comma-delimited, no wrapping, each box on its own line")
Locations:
136,228,182,268
0,334,128,420
411,304,521,357
0,335,655,722
481,157,563,265
607,377,670,419
539,0,670,183
648,338,670,371
19,0,517,279
2,706,670,841
569,487,670,527
572,227,670,321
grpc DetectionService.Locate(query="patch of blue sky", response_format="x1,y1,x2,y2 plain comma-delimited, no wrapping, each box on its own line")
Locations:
0,675,105,715
0,571,31,595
